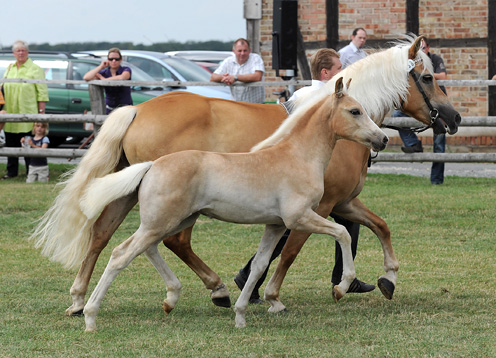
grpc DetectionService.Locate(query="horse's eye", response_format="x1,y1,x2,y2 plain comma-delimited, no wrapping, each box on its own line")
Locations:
350,109,361,116
422,74,433,84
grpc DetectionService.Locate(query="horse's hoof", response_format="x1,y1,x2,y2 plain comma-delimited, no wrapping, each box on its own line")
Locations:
378,277,395,300
162,301,174,315
212,296,232,308
66,307,84,317
71,309,84,317
332,286,344,302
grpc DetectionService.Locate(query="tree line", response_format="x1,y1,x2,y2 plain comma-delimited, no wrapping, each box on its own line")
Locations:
1,40,234,53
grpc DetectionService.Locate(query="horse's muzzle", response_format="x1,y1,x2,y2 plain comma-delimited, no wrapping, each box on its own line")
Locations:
434,106,462,135
372,134,389,152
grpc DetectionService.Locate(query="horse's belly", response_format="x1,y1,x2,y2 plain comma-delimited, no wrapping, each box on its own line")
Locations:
199,203,283,226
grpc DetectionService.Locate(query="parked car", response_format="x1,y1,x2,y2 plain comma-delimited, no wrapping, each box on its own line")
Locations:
77,50,233,99
165,50,233,73
0,51,168,146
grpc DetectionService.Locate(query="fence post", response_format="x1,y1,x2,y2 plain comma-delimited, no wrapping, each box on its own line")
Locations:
88,84,105,133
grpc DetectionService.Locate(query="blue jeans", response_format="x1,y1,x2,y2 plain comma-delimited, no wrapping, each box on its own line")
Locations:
394,110,422,146
393,110,445,184
431,133,445,184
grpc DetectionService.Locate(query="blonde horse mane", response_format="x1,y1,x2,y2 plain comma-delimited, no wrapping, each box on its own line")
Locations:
327,35,432,122
251,87,333,152
293,35,432,124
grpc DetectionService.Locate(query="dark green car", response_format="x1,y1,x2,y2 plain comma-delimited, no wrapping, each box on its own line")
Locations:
0,52,169,146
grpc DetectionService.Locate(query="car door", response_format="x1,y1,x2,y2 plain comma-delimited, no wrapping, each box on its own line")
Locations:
68,61,95,114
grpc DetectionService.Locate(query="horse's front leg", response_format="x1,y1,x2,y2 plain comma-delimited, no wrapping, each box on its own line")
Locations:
66,193,138,316
234,225,287,328
291,209,355,301
333,197,399,299
263,230,311,313
264,202,335,313
162,226,231,308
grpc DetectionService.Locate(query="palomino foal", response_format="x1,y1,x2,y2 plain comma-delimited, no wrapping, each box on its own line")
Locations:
79,78,388,331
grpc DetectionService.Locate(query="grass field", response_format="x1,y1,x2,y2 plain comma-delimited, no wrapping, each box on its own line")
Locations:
1,163,495,357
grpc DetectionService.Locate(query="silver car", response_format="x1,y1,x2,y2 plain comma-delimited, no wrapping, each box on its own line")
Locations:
77,50,233,100
165,50,233,72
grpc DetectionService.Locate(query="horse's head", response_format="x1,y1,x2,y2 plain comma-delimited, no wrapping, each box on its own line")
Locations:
333,77,389,151
401,36,461,135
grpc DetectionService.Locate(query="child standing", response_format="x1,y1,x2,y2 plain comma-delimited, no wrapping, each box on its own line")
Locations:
21,122,50,183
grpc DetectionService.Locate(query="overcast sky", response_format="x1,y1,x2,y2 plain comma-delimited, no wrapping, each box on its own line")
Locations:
1,0,245,47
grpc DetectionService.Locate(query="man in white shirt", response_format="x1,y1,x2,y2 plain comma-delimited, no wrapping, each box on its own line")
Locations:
210,38,265,103
288,48,342,102
338,28,367,69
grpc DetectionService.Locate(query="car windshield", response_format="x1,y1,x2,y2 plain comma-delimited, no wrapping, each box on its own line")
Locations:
159,56,212,82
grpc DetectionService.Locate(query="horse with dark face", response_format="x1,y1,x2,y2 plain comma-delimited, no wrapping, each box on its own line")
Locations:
30,36,461,316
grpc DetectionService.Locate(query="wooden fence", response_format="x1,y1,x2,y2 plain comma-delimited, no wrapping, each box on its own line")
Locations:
1,78,496,163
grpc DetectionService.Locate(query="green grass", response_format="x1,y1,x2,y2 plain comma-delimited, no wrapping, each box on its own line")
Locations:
1,164,495,357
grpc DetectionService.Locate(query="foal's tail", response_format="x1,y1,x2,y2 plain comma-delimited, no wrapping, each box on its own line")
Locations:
29,106,138,269
80,162,153,220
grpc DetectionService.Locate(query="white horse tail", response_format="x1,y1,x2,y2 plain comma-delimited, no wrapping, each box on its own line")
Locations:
80,162,153,220
29,106,138,269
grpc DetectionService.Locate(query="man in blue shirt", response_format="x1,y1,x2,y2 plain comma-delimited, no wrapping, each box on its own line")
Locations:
339,28,367,69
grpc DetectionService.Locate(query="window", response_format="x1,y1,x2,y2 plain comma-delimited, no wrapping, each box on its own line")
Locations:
126,57,175,81
33,60,68,89
72,62,97,90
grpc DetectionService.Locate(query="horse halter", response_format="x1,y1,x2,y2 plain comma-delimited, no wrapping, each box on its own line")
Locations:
386,58,440,134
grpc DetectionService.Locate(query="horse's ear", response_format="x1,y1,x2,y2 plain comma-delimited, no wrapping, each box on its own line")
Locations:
335,77,344,98
346,78,352,90
409,35,424,59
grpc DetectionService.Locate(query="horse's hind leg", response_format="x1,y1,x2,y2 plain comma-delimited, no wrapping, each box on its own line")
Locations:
144,244,182,315
66,192,138,316
163,226,231,308
333,197,399,299
84,228,163,332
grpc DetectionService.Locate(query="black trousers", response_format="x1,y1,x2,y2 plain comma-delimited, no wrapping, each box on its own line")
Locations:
5,131,31,177
238,213,360,297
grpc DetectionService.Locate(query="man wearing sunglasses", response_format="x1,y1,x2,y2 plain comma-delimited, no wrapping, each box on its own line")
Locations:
83,48,133,114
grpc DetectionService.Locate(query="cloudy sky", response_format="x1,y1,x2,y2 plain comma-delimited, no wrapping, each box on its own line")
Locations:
1,0,245,46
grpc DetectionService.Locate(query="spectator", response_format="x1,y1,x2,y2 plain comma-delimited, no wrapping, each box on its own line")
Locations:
288,48,342,103
338,28,367,69
0,40,49,180
396,38,447,185
21,122,50,183
83,48,133,114
210,38,265,103
234,49,374,305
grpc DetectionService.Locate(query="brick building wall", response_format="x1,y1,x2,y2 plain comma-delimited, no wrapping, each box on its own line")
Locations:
258,0,493,147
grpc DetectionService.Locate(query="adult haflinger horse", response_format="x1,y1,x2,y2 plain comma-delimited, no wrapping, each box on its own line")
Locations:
79,78,388,331
30,36,461,317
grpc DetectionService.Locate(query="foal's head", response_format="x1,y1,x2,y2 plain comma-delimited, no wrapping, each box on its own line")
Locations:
331,77,389,152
